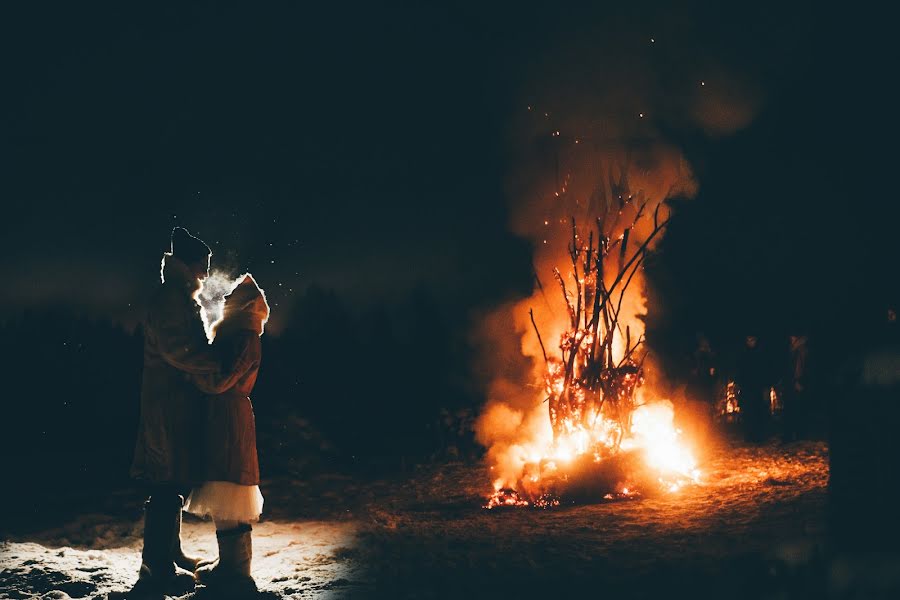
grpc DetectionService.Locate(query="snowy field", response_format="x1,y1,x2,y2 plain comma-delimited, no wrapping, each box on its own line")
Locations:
1,440,863,599
0,519,362,599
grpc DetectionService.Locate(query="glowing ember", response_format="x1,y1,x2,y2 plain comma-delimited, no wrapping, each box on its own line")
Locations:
484,398,699,509
484,488,559,510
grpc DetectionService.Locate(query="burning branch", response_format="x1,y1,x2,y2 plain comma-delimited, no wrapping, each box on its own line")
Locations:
530,202,669,447
529,308,548,365
483,152,702,510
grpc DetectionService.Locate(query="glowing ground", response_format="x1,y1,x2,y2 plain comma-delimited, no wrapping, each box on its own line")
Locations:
358,440,832,598
0,441,841,599
0,520,361,599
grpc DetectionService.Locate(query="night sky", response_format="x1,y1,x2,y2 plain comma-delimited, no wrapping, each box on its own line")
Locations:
3,2,896,341
3,8,900,597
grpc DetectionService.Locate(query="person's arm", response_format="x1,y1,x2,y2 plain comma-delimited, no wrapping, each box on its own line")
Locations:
191,334,259,394
150,289,218,374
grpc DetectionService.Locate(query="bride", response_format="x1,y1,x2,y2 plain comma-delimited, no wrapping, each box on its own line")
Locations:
184,273,269,592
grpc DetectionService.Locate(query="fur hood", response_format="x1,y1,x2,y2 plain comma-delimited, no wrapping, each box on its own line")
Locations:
215,274,269,337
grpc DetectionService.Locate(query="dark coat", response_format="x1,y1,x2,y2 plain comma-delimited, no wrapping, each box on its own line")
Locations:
131,258,217,484
192,329,262,486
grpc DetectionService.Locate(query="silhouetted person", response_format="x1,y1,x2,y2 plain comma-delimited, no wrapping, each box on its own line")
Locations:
184,274,270,593
689,332,717,407
781,334,809,442
737,335,769,442
124,228,217,597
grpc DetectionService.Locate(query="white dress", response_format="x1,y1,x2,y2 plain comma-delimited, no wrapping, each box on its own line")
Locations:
184,481,264,522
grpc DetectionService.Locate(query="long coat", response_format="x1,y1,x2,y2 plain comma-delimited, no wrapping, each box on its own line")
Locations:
191,329,262,486
131,259,217,484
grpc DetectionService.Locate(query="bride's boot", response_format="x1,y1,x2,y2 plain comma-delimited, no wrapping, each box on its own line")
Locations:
195,523,256,593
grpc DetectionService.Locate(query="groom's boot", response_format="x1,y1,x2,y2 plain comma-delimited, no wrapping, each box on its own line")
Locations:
195,524,256,594
171,495,202,572
118,494,194,598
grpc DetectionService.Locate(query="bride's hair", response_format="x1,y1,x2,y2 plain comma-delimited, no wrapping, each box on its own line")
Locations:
211,273,270,339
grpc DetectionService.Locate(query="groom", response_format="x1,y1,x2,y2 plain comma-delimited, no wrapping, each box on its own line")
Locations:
126,227,217,596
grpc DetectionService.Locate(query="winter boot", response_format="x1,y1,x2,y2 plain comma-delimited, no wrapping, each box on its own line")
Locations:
114,494,194,598
172,495,203,572
195,523,256,593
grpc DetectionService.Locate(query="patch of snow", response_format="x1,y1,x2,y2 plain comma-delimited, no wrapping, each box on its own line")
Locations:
1,519,365,599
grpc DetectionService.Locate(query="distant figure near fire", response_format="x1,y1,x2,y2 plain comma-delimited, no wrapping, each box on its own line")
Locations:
782,333,809,442
738,335,770,442
184,273,269,593
126,227,217,596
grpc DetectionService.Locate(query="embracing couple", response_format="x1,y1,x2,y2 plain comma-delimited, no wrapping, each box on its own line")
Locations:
124,227,269,597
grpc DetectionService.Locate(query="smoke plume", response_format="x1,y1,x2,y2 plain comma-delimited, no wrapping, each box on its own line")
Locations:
475,14,764,490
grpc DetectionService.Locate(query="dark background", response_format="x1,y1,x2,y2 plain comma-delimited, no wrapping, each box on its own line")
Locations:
2,2,896,501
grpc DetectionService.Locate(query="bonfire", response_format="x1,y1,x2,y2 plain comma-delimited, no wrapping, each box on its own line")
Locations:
486,194,700,508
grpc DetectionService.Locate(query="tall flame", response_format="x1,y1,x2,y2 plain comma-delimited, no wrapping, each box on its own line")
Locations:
621,400,700,485
477,124,699,507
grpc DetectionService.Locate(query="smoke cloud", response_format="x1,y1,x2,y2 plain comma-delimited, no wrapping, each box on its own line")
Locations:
475,13,765,489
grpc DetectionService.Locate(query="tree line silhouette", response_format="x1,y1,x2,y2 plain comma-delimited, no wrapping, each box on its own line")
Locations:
1,285,482,495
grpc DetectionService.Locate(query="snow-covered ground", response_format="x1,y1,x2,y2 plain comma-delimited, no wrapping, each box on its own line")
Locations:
7,440,896,599
0,518,362,599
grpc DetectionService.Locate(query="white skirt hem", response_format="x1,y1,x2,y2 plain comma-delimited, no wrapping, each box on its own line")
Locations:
184,481,264,522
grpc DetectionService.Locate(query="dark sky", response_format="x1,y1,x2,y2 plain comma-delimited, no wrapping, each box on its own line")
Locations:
4,3,533,327
3,2,895,337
